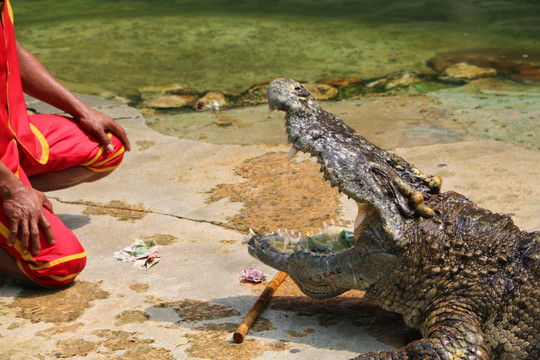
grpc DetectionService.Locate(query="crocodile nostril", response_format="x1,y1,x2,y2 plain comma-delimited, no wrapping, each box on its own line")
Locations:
295,85,310,97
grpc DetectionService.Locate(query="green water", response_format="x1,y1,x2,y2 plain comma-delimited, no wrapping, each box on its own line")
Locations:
12,0,540,97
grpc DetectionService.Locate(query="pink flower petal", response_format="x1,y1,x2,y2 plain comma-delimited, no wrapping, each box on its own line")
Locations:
241,266,266,283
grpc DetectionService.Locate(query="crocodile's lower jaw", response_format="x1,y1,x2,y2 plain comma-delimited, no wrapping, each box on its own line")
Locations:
251,222,351,254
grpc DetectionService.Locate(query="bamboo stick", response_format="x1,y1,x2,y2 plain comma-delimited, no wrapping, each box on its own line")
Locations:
233,271,288,343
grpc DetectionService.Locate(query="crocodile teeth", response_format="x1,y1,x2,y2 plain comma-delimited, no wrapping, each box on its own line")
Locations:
354,212,366,233
288,146,299,160
249,228,256,236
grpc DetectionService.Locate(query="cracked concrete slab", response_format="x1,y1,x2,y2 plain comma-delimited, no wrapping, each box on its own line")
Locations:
1,86,538,360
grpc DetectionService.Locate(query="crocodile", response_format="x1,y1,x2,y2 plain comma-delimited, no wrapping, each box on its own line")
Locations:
247,78,540,359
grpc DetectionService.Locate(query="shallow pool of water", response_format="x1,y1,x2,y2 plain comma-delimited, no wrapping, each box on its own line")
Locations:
13,0,540,97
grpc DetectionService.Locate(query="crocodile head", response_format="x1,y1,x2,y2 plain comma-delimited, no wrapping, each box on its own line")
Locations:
248,78,442,298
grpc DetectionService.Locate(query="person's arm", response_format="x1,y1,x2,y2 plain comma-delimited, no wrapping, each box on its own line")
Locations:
0,161,54,255
16,42,130,152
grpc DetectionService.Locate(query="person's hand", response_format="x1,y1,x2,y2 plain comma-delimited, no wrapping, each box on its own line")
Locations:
76,106,131,153
2,182,55,255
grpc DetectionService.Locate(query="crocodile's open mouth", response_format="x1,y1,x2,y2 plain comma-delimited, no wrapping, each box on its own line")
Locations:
246,152,386,297
250,223,354,255
247,143,381,260
247,106,387,276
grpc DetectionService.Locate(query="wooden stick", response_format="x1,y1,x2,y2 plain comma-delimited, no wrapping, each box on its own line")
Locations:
233,271,288,343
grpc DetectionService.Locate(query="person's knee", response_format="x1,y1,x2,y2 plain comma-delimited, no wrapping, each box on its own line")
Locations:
18,231,87,288
85,135,126,174
24,254,86,288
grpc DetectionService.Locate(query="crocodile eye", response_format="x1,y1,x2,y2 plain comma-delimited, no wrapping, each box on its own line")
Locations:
294,84,310,97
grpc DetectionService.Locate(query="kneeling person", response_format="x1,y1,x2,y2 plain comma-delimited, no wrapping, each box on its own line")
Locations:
0,0,130,287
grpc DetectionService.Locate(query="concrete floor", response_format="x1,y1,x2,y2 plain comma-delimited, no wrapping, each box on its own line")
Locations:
1,80,539,359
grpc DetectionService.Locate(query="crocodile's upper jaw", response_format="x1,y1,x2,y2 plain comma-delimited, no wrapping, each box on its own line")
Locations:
266,78,422,240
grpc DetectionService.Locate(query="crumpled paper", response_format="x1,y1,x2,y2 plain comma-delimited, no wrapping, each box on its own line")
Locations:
241,266,266,283
114,239,161,269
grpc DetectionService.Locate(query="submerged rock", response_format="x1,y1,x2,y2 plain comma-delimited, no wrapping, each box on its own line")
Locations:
303,83,339,100
139,83,197,101
196,91,228,111
428,49,540,84
112,96,131,104
236,80,274,106
138,83,200,109
366,70,424,91
439,63,497,83
141,94,198,109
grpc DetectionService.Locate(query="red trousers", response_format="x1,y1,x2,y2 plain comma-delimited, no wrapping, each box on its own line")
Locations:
0,114,125,287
